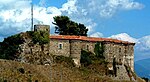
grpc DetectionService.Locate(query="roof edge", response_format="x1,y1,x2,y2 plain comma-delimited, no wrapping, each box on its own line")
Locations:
49,35,135,45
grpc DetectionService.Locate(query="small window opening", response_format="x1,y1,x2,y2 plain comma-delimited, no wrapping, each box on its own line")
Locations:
58,43,63,49
119,48,121,52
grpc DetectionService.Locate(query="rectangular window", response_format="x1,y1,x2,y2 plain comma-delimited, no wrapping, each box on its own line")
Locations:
58,43,63,49
119,48,121,52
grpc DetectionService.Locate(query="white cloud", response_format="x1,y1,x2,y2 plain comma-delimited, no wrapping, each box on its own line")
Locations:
60,0,77,14
0,36,4,42
108,33,150,61
136,35,150,51
0,0,145,42
109,33,137,43
0,1,32,37
99,0,144,17
71,0,144,18
90,32,103,37
0,0,62,41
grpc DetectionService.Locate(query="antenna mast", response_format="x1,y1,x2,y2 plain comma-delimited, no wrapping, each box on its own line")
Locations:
31,2,33,31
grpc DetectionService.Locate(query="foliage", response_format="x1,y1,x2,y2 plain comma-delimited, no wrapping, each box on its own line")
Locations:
53,16,88,36
27,31,49,45
0,30,49,60
142,77,149,82
0,34,24,59
94,42,105,59
80,49,107,67
80,50,92,66
18,68,25,74
54,55,75,67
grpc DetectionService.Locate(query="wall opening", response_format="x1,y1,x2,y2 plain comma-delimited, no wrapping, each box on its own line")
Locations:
58,43,63,49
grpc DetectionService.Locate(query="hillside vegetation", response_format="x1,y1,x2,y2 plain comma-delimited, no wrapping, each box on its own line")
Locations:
0,31,145,82
0,55,145,82
0,31,49,60
0,58,135,82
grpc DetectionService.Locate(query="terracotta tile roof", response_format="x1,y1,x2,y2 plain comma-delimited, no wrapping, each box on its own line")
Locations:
50,35,135,45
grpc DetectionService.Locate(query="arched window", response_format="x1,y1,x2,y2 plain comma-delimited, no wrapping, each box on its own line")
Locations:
58,43,63,49
119,48,121,53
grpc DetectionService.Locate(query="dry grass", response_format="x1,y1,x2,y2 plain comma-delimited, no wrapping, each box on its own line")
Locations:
0,59,144,82
0,59,112,82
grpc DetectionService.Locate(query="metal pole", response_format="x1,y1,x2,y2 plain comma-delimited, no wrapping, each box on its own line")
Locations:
31,3,33,31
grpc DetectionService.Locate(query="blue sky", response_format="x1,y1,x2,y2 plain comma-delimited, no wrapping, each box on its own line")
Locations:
0,0,150,61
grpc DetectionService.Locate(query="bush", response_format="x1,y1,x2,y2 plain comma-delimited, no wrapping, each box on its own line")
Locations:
27,31,49,45
80,50,92,66
18,68,25,74
94,42,105,59
3,80,7,82
0,34,24,59
54,56,75,67
142,77,149,82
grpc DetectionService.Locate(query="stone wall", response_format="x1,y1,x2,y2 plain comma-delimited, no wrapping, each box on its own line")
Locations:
70,40,81,67
103,42,134,71
103,42,125,63
48,39,134,70
124,45,134,71
34,25,50,33
49,39,70,57
81,41,95,53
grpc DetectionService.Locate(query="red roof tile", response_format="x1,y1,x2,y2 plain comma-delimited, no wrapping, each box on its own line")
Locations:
50,35,135,45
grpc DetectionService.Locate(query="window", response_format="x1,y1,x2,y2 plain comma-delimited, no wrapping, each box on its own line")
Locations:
119,48,121,53
58,43,63,49
125,46,127,53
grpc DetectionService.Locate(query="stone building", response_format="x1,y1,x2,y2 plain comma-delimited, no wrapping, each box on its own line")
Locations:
34,25,50,32
49,35,135,71
31,25,135,71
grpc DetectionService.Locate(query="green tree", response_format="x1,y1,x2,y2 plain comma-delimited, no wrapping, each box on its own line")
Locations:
94,42,105,59
53,16,88,36
0,34,24,59
80,50,92,66
31,31,49,45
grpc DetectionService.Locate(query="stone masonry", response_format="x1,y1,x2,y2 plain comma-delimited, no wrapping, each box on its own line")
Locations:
20,25,135,71
49,35,135,71
15,25,135,81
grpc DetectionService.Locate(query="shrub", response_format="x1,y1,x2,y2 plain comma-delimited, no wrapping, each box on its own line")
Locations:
27,31,49,45
80,50,92,66
0,34,24,59
0,31,49,59
94,42,105,59
142,77,149,82
54,56,75,67
4,80,7,82
18,68,25,74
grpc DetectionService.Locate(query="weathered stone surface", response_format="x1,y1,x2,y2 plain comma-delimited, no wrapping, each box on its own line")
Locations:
50,39,70,57
15,25,135,81
48,39,134,71
34,25,50,33
113,65,130,81
103,42,134,71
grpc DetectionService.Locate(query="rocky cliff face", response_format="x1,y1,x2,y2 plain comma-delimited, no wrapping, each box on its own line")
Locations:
0,31,53,65
18,32,53,65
